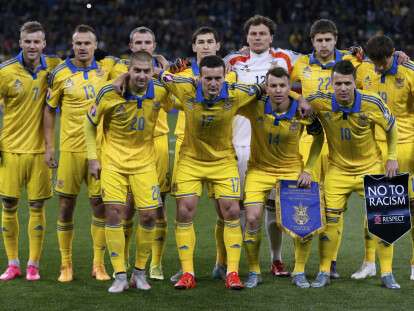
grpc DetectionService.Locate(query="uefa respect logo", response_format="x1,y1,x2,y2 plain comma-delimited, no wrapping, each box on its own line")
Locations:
374,214,405,225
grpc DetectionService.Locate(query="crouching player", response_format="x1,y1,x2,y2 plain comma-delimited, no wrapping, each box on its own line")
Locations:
85,51,170,293
239,67,324,288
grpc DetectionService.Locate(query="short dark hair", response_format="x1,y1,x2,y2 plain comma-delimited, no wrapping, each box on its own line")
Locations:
73,24,97,39
266,67,290,81
20,21,45,35
310,19,338,38
243,15,276,36
130,50,153,66
192,26,219,44
332,60,356,79
129,26,155,43
199,55,225,75
365,35,394,61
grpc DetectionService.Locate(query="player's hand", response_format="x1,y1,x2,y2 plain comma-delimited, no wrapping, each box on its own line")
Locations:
297,97,312,118
154,54,170,70
88,159,101,180
297,171,312,188
169,57,191,74
112,73,129,96
153,66,163,77
395,51,410,64
385,159,398,178
45,148,57,168
349,46,364,62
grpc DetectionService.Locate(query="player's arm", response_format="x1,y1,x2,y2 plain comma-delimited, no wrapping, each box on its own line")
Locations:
290,90,312,117
158,71,195,106
385,123,398,178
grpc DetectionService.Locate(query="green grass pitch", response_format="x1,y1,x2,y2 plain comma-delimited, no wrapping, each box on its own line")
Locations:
1,113,414,310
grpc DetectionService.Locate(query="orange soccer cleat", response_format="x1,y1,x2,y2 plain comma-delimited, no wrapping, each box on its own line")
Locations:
174,272,196,290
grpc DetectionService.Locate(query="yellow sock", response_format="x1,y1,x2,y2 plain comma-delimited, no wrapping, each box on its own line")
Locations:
123,219,134,265
332,216,343,261
243,226,261,273
1,205,19,261
364,219,376,262
215,218,227,266
57,220,74,266
150,220,167,267
91,216,106,266
135,224,155,270
28,205,46,263
175,222,195,274
293,236,313,274
224,219,242,273
377,238,393,274
319,212,341,273
105,224,125,273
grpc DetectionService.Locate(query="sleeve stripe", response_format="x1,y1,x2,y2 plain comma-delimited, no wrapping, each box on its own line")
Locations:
360,94,387,114
306,91,330,102
0,58,18,69
171,76,193,83
48,63,67,86
95,85,114,105
402,62,414,71
87,113,98,126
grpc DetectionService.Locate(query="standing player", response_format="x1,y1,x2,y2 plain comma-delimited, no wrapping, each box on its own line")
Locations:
0,21,60,281
240,67,324,288
44,24,117,282
352,35,414,280
111,26,170,280
307,60,400,289
159,55,262,290
225,15,299,276
85,51,170,293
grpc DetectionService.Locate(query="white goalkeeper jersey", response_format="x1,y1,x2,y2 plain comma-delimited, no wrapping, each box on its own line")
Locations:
225,48,300,147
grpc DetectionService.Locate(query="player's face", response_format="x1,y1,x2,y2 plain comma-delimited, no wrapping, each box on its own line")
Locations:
130,32,156,54
332,72,356,103
72,31,97,62
129,59,153,91
266,74,290,105
372,56,394,74
200,66,225,98
192,33,220,61
246,24,273,54
19,31,46,63
312,33,337,60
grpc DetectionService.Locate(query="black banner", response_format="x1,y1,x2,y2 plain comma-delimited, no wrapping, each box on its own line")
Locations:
364,174,411,244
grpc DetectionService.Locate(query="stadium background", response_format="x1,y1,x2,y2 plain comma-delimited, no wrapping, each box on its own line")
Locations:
1,0,414,310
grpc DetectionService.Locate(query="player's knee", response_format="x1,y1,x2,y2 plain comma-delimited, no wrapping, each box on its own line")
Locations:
59,196,76,221
89,197,103,208
221,201,241,220
2,198,18,210
105,205,123,225
138,209,157,227
29,200,44,210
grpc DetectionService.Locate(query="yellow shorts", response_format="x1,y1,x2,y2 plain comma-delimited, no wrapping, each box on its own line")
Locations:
55,151,100,198
173,156,240,200
300,139,329,183
101,168,161,210
244,168,300,206
0,152,52,201
378,141,414,197
154,134,170,193
324,163,383,211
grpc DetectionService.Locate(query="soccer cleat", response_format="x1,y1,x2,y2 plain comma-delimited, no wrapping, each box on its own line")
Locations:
245,272,262,288
130,269,151,290
330,261,340,279
311,272,330,288
0,265,21,281
174,272,196,290
149,265,164,280
108,273,129,293
381,273,400,289
271,260,290,277
225,271,244,290
351,262,376,279
410,265,414,281
92,265,111,281
26,265,40,281
58,264,73,282
212,264,227,280
170,269,182,284
292,273,310,288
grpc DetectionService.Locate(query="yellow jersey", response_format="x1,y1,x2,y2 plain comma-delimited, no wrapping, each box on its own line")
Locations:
160,71,261,162
47,56,117,152
111,57,169,137
307,90,395,174
239,96,322,174
0,52,60,153
87,80,168,174
356,57,414,143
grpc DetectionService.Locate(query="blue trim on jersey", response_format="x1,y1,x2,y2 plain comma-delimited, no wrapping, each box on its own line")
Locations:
124,80,155,108
195,81,229,107
191,58,200,76
152,57,160,68
16,51,47,79
331,90,361,117
380,55,398,83
264,97,298,125
65,57,98,80
309,49,343,69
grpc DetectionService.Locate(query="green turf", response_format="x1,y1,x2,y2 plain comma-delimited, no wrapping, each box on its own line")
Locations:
1,113,414,310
